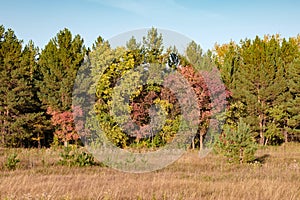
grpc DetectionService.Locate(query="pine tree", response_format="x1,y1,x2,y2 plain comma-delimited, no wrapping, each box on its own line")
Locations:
185,40,203,68
214,119,258,164
126,36,141,51
232,36,288,144
0,26,42,147
216,35,299,145
38,28,86,146
286,59,300,141
21,41,51,148
214,41,239,90
142,27,164,63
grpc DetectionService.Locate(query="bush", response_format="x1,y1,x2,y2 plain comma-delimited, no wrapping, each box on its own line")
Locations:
214,119,258,164
58,146,97,167
5,152,20,170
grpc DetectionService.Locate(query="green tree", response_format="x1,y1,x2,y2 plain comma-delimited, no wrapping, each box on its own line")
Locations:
39,28,85,111
38,28,86,146
91,43,134,147
126,36,141,51
214,119,258,164
90,29,186,149
21,41,50,148
214,41,239,90
266,37,300,144
0,26,42,147
237,36,283,144
286,59,300,141
89,36,116,93
185,40,203,68
142,27,164,63
215,35,300,145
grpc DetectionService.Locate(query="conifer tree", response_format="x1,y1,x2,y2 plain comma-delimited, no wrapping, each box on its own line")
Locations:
142,27,163,63
234,36,286,144
215,35,299,145
38,28,85,146
185,40,203,68
214,119,257,164
0,26,42,147
126,36,141,51
286,59,300,141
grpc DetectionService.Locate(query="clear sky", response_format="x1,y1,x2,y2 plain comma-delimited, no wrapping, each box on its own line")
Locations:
1,0,300,50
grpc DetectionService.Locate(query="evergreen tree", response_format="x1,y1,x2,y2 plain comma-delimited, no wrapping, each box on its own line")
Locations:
142,27,164,63
38,28,85,146
214,119,258,164
214,41,239,90
126,36,141,51
185,40,203,68
0,26,42,147
39,28,85,111
286,59,300,141
234,36,285,144
263,37,299,144
215,35,299,145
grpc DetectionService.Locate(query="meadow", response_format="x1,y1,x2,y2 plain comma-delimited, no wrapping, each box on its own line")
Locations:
0,143,299,200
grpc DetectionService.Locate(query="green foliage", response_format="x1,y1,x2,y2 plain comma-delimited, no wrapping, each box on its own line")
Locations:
214,41,239,89
142,27,164,63
222,102,247,127
1,24,300,149
58,146,97,167
214,119,258,164
38,28,86,111
286,59,300,141
0,26,45,147
185,40,203,67
38,28,86,147
215,35,300,145
90,45,135,148
90,29,189,150
126,36,141,51
5,152,20,170
265,123,284,145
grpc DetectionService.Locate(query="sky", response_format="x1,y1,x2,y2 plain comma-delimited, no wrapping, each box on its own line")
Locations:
1,0,300,51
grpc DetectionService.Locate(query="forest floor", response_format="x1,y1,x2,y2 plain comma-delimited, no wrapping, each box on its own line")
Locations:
0,143,299,200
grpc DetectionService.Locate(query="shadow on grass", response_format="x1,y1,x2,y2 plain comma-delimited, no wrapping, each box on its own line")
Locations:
253,154,270,164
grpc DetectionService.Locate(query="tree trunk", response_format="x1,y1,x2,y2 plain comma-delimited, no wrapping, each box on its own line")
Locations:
265,138,268,146
191,136,195,149
199,134,203,151
37,132,41,149
258,93,265,145
1,118,4,146
259,114,265,145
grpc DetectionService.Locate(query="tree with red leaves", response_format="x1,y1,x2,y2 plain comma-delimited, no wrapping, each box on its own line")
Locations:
47,107,80,146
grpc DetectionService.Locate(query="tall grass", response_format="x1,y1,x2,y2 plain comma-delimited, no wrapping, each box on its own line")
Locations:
0,143,299,199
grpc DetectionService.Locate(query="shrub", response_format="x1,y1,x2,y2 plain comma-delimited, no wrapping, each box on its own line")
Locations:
58,146,97,167
5,152,20,170
214,119,258,164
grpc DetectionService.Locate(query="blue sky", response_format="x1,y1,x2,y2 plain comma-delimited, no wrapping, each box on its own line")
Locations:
1,0,300,50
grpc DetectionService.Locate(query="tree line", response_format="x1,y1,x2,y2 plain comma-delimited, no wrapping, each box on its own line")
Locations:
0,25,299,148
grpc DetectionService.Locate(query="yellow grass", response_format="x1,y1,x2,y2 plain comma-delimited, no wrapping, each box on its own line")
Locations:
0,143,299,200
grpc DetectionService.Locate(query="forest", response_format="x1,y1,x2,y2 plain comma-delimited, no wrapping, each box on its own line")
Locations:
0,25,299,152
0,24,300,199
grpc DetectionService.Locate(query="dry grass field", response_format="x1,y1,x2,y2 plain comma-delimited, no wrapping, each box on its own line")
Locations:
0,143,299,200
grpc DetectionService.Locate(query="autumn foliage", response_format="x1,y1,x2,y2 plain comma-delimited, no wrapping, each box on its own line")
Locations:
47,107,80,146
